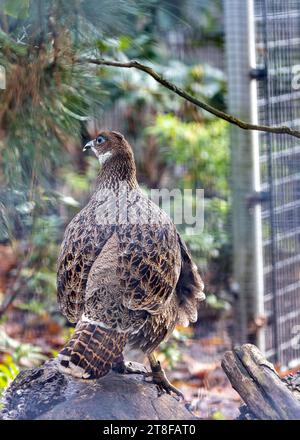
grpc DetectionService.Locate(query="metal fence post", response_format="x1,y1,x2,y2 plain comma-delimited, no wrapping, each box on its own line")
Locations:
224,0,265,348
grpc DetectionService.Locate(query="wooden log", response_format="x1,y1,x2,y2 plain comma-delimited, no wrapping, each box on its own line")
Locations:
221,344,300,420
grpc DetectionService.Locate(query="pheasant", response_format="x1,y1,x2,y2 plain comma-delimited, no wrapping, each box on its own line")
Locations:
57,130,205,397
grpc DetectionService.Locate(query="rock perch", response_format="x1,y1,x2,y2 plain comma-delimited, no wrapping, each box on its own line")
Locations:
0,359,196,420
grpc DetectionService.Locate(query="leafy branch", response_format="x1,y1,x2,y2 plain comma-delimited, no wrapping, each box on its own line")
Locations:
80,58,300,140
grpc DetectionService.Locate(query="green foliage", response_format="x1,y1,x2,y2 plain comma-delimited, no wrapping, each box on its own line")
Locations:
155,0,223,44
100,58,225,117
3,0,30,19
17,299,47,316
146,115,230,271
182,197,229,264
0,329,47,367
0,355,19,397
212,410,226,420
0,329,47,396
0,328,47,396
158,328,189,368
206,293,231,311
159,340,182,369
147,115,229,194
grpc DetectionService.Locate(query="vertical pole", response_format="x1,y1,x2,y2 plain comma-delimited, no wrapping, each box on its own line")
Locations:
224,0,265,348
261,0,279,363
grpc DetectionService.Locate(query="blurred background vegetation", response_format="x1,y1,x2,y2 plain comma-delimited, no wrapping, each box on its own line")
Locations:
0,0,237,418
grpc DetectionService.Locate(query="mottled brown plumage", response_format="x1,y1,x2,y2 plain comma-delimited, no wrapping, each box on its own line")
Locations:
57,130,205,386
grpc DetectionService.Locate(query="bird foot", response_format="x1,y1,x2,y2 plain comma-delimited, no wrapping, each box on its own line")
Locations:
112,358,184,400
144,366,184,400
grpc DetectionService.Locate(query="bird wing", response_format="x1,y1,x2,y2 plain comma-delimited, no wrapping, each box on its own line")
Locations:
128,295,179,353
57,207,114,323
118,220,182,314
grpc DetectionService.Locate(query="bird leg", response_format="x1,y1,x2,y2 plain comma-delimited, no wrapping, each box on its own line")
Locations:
112,355,147,375
145,353,184,400
113,353,184,399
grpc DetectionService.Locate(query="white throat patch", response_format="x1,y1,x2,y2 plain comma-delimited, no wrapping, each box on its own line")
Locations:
92,148,112,165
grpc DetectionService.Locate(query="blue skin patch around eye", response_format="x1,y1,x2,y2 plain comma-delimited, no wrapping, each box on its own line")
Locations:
97,135,106,144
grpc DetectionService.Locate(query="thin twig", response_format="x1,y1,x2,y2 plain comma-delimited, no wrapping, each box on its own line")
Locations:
0,252,30,319
79,58,300,140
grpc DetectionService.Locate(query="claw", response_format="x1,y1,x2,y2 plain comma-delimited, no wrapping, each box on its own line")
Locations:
144,368,184,400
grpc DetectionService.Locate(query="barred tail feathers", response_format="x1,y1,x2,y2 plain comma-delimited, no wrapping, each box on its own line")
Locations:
58,320,127,379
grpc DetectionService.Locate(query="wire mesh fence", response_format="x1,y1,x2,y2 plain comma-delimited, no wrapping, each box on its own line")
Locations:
254,0,300,368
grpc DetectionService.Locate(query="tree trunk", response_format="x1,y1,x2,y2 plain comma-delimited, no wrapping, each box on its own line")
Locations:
0,359,196,420
221,344,300,420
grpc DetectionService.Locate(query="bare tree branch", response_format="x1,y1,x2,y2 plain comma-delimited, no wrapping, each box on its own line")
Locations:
79,58,300,139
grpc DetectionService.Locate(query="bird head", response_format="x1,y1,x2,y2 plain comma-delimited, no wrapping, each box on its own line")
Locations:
83,130,131,165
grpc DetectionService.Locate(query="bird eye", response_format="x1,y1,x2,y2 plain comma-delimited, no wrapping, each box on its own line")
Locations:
96,135,106,144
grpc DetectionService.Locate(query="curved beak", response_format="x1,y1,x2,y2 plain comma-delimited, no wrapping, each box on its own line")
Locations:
83,140,95,151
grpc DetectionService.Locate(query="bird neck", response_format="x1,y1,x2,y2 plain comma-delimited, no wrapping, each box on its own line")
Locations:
95,151,138,191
